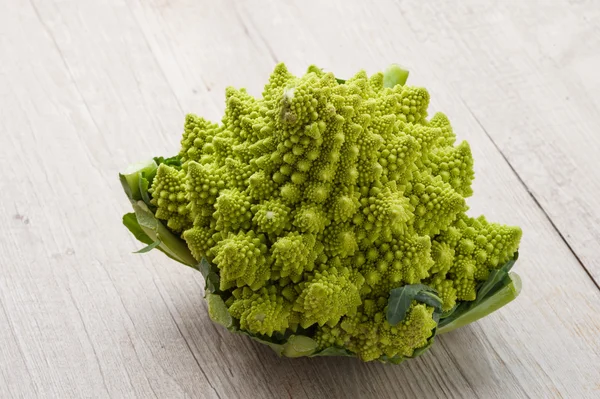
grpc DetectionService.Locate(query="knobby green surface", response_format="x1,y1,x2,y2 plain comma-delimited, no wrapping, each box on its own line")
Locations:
120,165,521,362
118,64,521,363
386,284,442,326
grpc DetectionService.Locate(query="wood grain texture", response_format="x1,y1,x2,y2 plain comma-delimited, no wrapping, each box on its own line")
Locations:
1,0,599,398
401,0,600,286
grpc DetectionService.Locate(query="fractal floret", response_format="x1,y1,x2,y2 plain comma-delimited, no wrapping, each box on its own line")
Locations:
120,63,522,363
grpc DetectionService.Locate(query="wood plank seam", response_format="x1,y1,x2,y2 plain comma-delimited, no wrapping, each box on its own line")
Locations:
26,1,231,393
3,0,600,397
461,97,600,292
153,280,223,399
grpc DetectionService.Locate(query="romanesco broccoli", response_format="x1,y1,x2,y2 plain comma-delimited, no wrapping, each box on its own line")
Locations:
120,63,522,363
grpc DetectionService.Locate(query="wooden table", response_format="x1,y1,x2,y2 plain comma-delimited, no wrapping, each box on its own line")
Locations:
2,1,599,398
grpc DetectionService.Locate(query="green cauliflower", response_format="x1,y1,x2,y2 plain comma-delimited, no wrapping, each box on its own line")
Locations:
120,63,522,363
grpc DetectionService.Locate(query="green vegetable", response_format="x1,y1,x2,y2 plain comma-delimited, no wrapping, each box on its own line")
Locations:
387,284,442,326
120,63,523,363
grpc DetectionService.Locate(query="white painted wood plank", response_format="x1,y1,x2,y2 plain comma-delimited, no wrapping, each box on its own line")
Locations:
382,0,600,284
112,0,600,396
1,0,599,398
1,2,216,398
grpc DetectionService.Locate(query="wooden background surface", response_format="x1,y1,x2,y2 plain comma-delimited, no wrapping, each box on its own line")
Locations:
1,0,599,398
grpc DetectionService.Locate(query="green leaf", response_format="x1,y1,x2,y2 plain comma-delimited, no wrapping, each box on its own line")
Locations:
226,327,286,356
206,294,233,329
384,284,442,362
437,252,521,334
198,257,211,278
440,305,459,319
383,64,410,87
119,159,158,201
477,254,518,300
134,240,161,253
198,258,221,294
132,201,159,230
282,335,318,358
206,273,220,293
120,157,197,267
387,284,440,326
387,286,418,326
122,213,155,246
138,174,154,209
415,290,443,311
125,200,197,267
335,78,346,84
248,336,285,356
133,201,198,267
120,174,134,201
154,155,182,169
124,210,192,263
310,346,356,358
378,355,407,365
